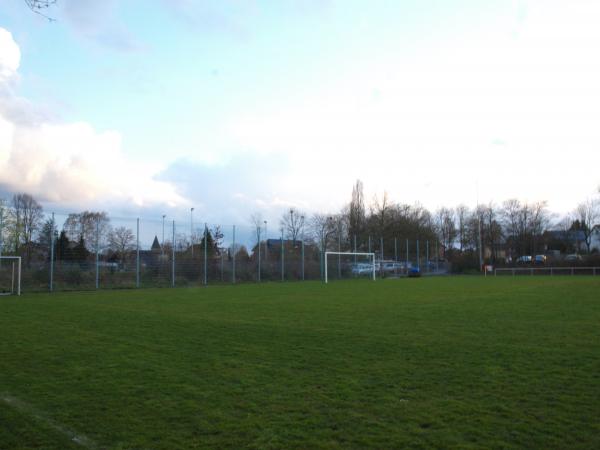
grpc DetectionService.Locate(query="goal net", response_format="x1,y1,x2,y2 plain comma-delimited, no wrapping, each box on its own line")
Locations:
0,256,21,296
324,252,376,283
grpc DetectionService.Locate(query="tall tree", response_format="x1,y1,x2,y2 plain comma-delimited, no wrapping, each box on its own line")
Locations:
107,226,135,261
10,193,44,264
455,204,470,251
574,198,599,253
348,179,365,243
280,208,306,245
435,207,456,252
63,211,111,251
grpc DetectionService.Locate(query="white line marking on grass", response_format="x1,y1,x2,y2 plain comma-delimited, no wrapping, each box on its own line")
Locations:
1,394,98,449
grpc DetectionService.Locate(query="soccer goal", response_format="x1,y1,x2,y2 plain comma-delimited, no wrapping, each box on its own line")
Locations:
0,256,21,296
324,252,376,283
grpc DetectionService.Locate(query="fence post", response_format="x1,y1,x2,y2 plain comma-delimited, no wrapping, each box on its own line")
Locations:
281,228,284,282
406,238,409,275
551,267,553,276
95,219,99,289
171,220,175,287
571,267,574,276
301,239,305,281
203,223,208,286
50,212,55,292
136,218,140,288
512,268,515,276
257,227,261,283
232,225,236,283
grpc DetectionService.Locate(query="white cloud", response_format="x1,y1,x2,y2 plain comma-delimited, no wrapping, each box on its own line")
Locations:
0,27,185,209
0,28,20,82
227,0,600,213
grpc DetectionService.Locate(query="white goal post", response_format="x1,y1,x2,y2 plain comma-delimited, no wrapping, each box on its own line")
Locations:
324,252,376,283
0,256,21,296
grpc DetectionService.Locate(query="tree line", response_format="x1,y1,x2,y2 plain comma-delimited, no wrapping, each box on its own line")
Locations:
264,180,600,270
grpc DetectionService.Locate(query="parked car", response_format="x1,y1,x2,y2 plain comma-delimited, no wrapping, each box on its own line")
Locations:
408,267,421,278
351,263,374,275
534,255,547,264
565,254,582,262
516,255,533,264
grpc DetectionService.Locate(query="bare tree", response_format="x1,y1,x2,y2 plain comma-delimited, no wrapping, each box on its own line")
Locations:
108,226,135,261
455,204,470,251
10,193,43,264
435,207,456,252
24,0,57,20
310,213,336,251
280,208,306,245
575,198,599,253
63,211,111,250
250,212,264,245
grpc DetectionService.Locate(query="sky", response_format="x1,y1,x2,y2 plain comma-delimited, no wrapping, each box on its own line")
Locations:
1,0,599,231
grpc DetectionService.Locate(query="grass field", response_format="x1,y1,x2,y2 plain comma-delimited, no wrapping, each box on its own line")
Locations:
1,277,600,449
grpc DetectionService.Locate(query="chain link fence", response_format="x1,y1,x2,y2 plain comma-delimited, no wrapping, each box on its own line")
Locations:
0,210,449,294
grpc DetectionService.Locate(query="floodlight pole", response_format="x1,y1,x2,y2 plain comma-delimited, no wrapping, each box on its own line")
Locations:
50,212,55,292
171,220,175,287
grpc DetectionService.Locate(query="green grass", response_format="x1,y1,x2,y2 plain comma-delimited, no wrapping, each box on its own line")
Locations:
1,277,600,449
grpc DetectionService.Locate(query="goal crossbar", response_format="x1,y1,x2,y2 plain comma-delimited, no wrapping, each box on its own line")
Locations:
0,256,21,296
324,251,376,283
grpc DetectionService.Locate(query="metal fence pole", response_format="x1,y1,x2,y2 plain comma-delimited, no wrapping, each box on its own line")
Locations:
203,223,208,286
257,227,261,282
171,220,175,287
337,226,341,279
280,228,284,282
50,212,55,292
301,239,305,281
95,219,99,289
232,225,236,283
406,238,409,274
136,218,140,288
